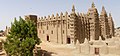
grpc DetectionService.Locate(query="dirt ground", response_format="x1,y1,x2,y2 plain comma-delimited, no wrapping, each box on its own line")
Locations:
38,42,95,56
38,41,120,56
39,41,76,56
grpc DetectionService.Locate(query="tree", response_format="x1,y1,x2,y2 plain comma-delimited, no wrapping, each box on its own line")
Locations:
4,17,41,56
0,30,4,33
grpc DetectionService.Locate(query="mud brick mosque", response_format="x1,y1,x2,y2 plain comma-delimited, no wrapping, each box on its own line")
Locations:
25,2,114,45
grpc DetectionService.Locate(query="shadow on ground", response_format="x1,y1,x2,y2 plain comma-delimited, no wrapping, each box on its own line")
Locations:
36,50,57,56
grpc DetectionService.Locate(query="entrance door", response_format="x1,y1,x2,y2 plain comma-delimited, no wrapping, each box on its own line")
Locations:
47,35,49,42
67,38,71,44
95,48,99,55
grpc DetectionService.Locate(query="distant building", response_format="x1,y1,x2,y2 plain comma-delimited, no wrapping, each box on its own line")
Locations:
27,2,115,44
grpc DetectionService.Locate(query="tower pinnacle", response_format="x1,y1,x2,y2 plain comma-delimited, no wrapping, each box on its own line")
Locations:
72,4,75,12
91,2,95,8
102,6,106,12
101,6,107,16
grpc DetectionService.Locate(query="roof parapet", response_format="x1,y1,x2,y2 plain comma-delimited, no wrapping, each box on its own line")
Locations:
60,12,63,16
84,38,89,44
51,14,54,18
56,13,59,17
65,11,68,15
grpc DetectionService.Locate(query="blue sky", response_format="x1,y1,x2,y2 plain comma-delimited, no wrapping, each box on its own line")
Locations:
0,0,120,30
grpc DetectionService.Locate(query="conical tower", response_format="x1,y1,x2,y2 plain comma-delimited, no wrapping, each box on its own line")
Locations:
100,6,110,39
108,13,115,37
87,2,100,40
69,4,78,44
101,6,107,17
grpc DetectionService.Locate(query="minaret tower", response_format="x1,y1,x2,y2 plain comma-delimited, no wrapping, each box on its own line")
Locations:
87,2,100,40
100,6,110,39
69,4,78,44
108,13,115,37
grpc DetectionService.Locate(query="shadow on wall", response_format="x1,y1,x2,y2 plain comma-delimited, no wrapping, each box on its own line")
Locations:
36,50,56,56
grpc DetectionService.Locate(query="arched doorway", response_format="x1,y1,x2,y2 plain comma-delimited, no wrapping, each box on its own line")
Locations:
67,38,71,44
47,35,49,42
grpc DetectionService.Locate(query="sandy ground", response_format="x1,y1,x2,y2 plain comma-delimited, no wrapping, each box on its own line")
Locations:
39,41,76,56
38,41,120,56
39,41,94,56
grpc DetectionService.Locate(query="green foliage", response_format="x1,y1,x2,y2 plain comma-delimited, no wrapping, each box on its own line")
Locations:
4,17,41,56
0,30,4,33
